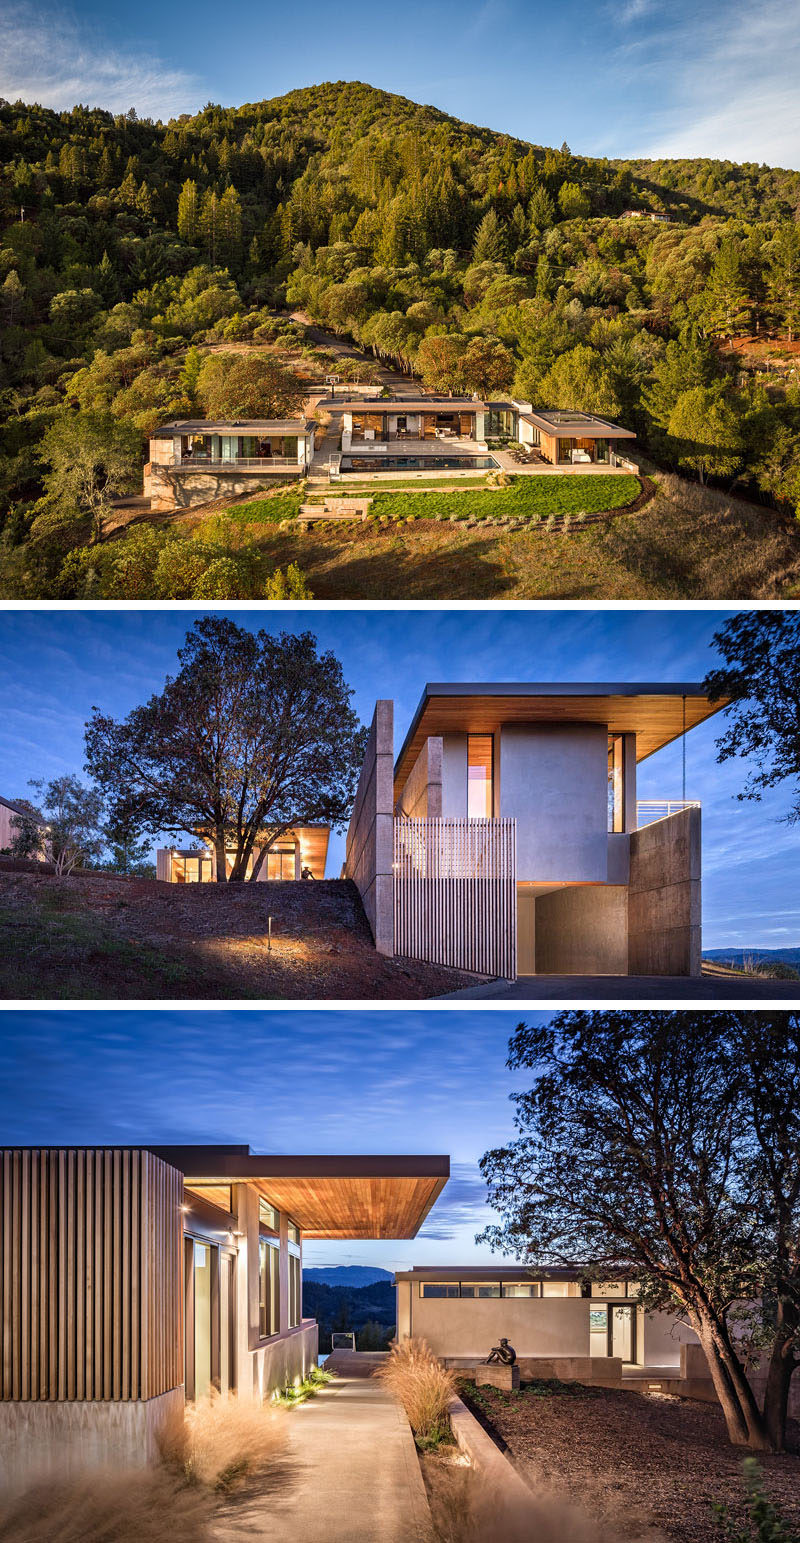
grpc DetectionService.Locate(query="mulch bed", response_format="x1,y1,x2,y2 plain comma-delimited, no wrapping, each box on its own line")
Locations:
458,1377,800,1543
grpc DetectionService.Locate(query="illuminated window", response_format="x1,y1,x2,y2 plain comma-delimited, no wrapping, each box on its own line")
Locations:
287,1220,300,1245
259,1198,279,1232
467,736,493,818
502,1282,540,1298
289,1252,301,1327
459,1282,501,1298
266,849,296,880
259,1238,280,1337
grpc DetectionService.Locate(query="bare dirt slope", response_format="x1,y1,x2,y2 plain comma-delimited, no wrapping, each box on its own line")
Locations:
0,871,474,1000
459,1377,800,1543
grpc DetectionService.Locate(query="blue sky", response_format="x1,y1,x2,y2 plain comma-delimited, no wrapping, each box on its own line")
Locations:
1,0,799,167
0,1007,551,1272
0,606,797,950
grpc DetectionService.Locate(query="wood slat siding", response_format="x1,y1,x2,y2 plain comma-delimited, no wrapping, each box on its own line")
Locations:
0,1149,183,1402
393,818,516,979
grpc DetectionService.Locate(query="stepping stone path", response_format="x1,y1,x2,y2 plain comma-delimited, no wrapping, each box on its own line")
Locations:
298,497,373,525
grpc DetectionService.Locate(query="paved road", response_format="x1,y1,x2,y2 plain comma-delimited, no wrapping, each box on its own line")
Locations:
445,972,800,1000
214,1355,431,1542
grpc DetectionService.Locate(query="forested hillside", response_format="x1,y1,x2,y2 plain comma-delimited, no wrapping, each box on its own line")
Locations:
2,79,800,596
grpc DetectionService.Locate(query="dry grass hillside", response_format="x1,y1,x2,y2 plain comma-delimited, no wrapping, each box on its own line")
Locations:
0,870,473,999
162,469,800,600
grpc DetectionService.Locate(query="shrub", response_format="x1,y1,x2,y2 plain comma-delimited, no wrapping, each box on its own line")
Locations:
160,1390,288,1491
376,1339,456,1448
0,1470,213,1543
712,1457,800,1542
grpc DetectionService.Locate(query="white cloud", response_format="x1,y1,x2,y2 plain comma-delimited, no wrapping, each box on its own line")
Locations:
639,0,800,167
0,3,201,120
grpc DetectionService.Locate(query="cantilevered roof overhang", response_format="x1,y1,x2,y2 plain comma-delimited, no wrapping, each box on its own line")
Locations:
394,682,727,797
148,1145,449,1240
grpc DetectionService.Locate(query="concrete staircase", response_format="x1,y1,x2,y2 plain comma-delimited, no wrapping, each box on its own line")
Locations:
298,496,373,525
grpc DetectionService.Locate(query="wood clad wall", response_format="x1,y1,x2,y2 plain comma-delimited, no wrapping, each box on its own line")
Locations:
393,818,516,978
1,1149,183,1402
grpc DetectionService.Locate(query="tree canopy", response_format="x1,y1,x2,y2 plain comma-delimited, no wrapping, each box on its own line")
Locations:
479,1011,800,1451
704,611,800,821
84,616,366,879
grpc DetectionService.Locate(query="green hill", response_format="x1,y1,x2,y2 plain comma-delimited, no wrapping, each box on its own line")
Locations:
1,80,800,598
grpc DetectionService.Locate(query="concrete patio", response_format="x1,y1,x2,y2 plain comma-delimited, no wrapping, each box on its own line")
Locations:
215,1353,431,1542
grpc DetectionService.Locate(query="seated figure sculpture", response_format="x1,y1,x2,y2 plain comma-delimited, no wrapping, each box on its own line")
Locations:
485,1336,517,1366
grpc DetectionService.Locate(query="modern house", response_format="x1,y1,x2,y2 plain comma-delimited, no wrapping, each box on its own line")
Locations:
324,396,636,475
156,826,330,883
144,418,317,510
0,795,47,859
395,1265,699,1377
516,408,637,466
345,683,726,980
0,1144,448,1488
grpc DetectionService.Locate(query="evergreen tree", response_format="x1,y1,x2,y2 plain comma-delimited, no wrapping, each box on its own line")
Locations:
472,208,506,264
177,178,200,243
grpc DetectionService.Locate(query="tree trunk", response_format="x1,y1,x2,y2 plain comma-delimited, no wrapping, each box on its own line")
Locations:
213,829,228,883
696,1319,772,1450
763,1339,796,1452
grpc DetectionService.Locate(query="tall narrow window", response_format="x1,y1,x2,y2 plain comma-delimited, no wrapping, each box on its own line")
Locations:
608,735,625,832
467,735,493,818
289,1250,301,1328
259,1238,280,1338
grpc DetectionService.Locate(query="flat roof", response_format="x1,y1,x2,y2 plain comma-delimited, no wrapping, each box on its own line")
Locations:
522,409,635,438
147,1145,449,1240
394,682,726,795
395,1265,588,1281
326,399,486,414
151,419,312,436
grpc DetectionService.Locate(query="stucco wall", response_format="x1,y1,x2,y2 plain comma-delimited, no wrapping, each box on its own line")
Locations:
396,736,443,819
344,699,394,955
534,885,628,974
400,1292,591,1360
628,807,701,976
499,724,609,882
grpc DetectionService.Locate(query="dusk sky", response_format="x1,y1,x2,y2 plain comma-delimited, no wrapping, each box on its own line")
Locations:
0,1007,550,1274
2,0,798,167
0,606,797,951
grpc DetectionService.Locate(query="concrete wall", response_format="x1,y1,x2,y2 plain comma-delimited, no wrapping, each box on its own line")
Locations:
628,806,701,976
0,1388,184,1493
534,885,628,974
144,465,301,511
441,734,468,817
398,1287,591,1360
643,1309,699,1368
396,736,443,819
344,700,394,955
499,724,609,882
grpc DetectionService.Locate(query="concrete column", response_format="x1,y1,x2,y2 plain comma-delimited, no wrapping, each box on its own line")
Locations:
622,734,637,832
344,699,395,955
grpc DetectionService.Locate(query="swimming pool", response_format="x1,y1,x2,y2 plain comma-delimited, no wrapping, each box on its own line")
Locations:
341,454,499,472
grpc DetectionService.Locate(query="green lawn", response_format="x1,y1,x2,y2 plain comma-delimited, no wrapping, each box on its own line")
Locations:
217,490,305,523
369,474,641,521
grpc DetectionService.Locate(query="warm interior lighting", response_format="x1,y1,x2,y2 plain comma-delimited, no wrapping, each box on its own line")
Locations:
467,735,493,818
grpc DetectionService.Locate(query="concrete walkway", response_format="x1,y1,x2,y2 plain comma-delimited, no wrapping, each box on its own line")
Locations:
444,971,800,1000
216,1354,431,1542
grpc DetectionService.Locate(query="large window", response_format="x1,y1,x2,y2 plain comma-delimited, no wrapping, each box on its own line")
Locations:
266,848,296,880
467,735,493,818
420,1278,540,1298
259,1197,279,1231
289,1249,301,1327
259,1238,280,1338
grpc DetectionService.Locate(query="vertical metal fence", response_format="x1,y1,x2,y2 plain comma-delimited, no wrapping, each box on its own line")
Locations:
393,818,516,979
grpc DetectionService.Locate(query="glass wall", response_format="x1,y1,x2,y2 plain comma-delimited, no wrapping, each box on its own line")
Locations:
289,1246,301,1328
467,735,493,818
193,1241,214,1398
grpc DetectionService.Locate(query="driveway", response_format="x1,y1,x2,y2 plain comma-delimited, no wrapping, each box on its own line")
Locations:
445,970,800,1000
